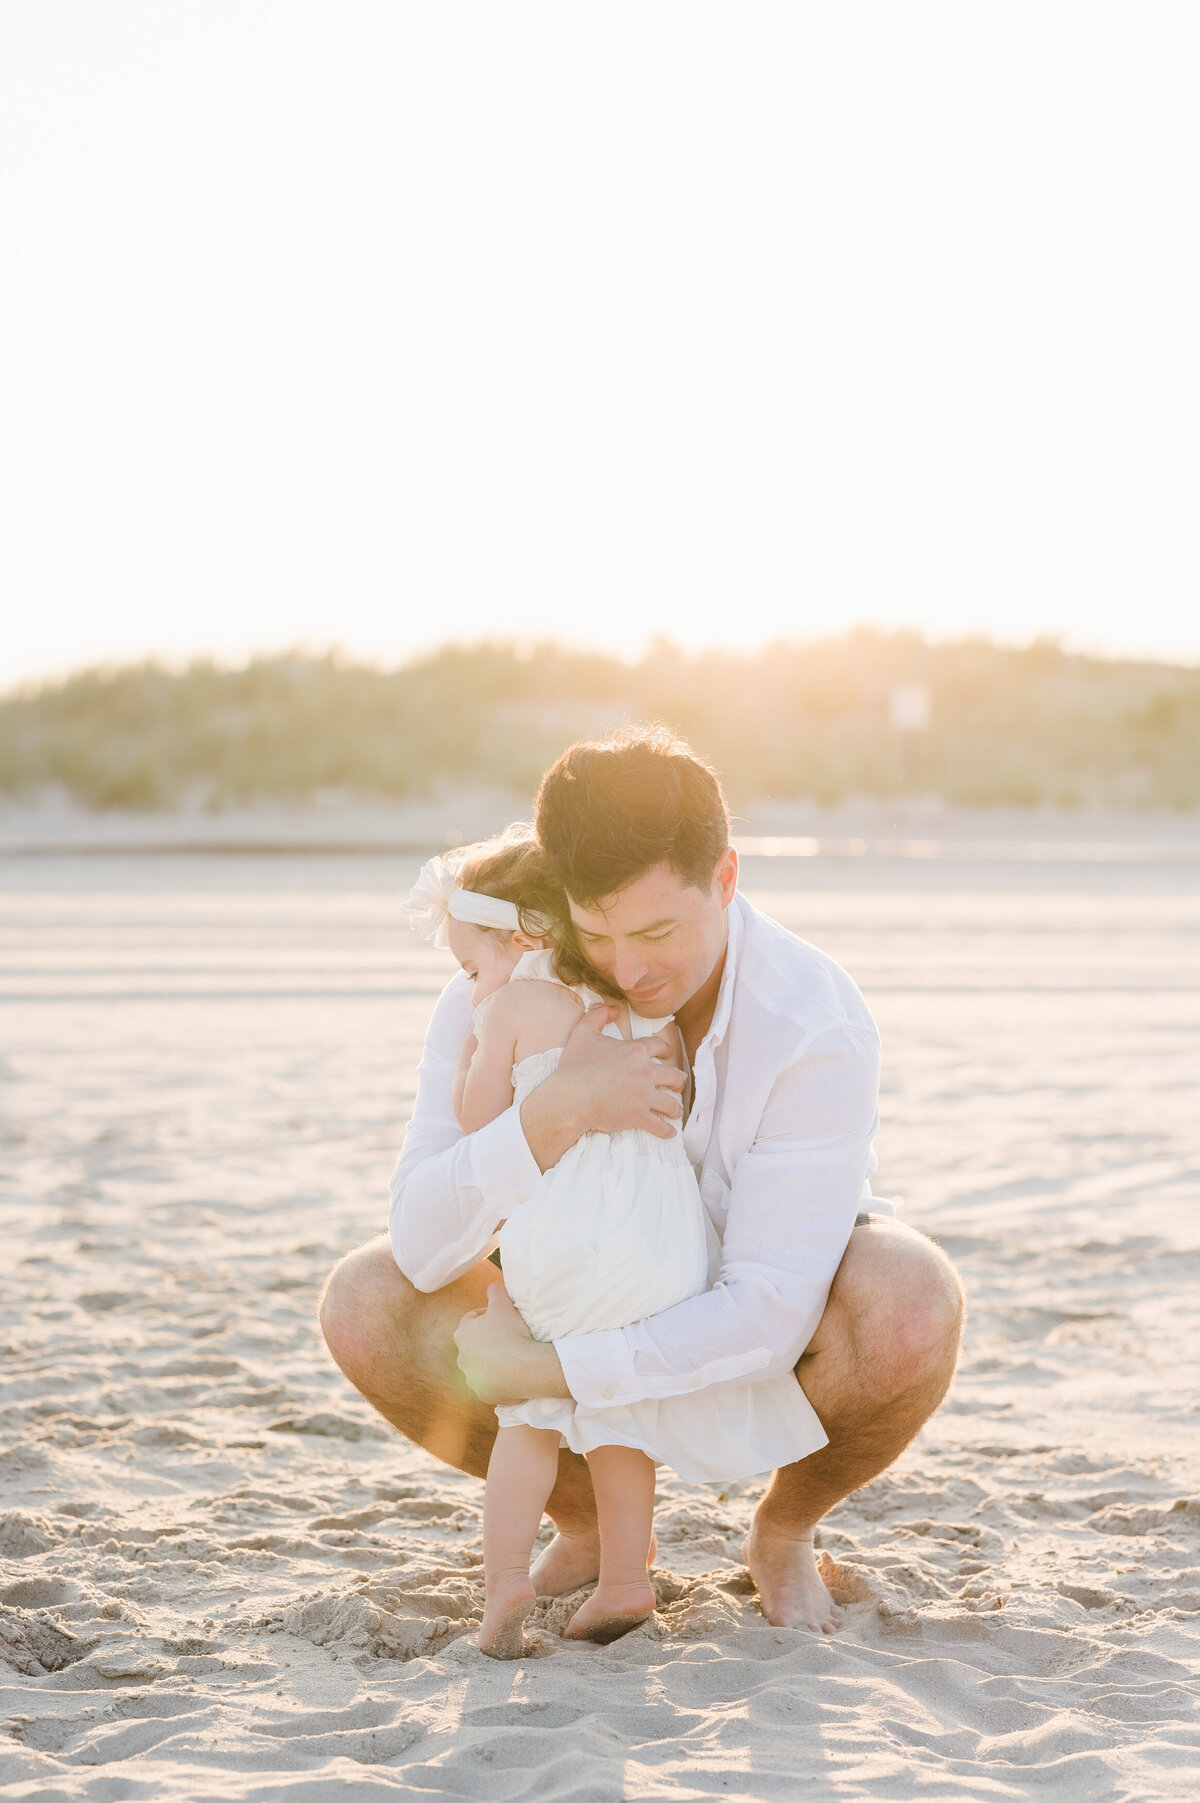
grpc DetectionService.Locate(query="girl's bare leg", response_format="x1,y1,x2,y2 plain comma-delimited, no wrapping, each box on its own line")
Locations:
563,1445,657,1644
480,1424,562,1657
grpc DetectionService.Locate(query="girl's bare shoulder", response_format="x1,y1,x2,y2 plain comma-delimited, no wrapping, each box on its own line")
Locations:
477,977,584,1039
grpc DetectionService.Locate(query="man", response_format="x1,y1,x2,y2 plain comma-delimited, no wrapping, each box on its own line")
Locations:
320,726,963,1634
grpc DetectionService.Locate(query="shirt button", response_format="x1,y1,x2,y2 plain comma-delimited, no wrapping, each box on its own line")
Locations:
601,1387,614,1400
689,1375,702,1389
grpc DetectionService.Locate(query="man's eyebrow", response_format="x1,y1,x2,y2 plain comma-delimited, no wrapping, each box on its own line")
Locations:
578,917,677,938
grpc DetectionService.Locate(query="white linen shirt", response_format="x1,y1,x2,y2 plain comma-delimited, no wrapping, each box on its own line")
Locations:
388,892,888,1420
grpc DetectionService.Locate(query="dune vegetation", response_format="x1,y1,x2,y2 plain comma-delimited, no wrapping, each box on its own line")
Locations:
1,633,1198,811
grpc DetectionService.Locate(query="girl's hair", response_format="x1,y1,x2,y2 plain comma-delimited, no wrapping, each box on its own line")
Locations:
453,823,622,998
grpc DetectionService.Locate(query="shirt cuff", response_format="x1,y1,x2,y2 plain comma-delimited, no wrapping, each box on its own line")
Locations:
470,1104,542,1215
553,1326,640,1411
557,1329,776,1411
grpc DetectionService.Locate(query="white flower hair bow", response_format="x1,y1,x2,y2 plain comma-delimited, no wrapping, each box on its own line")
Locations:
400,853,460,948
401,854,529,948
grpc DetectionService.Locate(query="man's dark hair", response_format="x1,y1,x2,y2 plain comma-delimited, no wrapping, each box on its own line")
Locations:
535,723,731,905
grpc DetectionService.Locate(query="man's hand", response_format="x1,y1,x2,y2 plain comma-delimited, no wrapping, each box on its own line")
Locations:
453,1282,572,1405
519,1005,686,1172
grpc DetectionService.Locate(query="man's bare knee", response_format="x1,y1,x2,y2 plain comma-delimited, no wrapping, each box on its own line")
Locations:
902,1236,964,1366
318,1238,501,1478
825,1219,964,1395
883,1236,962,1394
318,1235,416,1387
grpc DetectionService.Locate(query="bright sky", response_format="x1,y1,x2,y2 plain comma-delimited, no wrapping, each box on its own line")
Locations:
2,2,1197,689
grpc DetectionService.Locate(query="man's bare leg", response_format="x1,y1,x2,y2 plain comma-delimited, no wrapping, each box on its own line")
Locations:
319,1221,963,1627
743,1216,964,1632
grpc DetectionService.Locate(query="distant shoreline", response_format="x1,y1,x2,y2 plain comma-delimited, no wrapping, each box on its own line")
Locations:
3,792,1198,863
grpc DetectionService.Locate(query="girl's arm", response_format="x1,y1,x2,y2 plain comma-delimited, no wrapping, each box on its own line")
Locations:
456,999,522,1135
457,980,586,1135
451,1033,478,1126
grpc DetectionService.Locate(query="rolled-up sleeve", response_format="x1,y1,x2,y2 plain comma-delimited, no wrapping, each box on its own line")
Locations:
389,974,542,1292
555,1019,880,1413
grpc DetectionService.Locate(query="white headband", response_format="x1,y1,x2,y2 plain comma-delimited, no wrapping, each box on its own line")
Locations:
449,889,522,934
402,853,547,949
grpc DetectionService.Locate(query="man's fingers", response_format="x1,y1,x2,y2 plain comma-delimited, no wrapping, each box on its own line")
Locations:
452,1305,485,1348
650,1071,684,1111
578,1004,620,1033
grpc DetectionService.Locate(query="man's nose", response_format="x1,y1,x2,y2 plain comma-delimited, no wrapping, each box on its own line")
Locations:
612,950,648,992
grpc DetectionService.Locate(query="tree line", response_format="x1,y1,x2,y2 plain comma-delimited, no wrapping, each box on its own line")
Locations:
1,632,1197,810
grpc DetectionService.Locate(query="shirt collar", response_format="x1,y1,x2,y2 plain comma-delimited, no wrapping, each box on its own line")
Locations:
701,890,742,1051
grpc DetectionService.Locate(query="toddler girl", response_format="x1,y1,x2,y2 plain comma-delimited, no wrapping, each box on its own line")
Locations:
403,826,822,1657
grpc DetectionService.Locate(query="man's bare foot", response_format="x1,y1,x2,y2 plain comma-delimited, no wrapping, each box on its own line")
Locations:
742,1517,840,1635
531,1530,658,1597
479,1571,536,1659
562,1579,656,1645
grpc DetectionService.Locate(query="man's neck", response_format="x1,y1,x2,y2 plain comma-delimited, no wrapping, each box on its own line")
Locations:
674,942,728,1065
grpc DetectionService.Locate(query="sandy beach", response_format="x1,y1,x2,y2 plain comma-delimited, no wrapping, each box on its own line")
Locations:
3,829,1199,1800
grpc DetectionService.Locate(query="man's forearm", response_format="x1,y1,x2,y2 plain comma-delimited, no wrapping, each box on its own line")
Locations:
520,1336,573,1402
390,1105,541,1291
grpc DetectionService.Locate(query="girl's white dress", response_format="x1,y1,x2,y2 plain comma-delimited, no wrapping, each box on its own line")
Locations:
492,952,827,1483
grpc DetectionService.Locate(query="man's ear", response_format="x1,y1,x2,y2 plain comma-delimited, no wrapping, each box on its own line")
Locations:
714,847,738,908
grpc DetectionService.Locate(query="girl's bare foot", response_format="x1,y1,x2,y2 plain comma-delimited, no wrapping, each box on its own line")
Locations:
479,1570,537,1659
562,1578,656,1644
742,1518,840,1634
531,1530,658,1597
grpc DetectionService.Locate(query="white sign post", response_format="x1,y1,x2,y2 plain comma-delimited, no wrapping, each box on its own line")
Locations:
889,683,932,734
888,682,932,794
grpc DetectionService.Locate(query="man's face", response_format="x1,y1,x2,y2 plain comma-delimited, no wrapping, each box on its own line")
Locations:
567,852,737,1021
